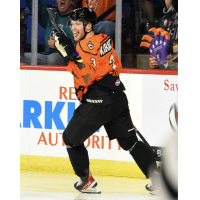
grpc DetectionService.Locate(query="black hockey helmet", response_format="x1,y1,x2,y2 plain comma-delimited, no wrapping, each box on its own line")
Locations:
70,7,97,29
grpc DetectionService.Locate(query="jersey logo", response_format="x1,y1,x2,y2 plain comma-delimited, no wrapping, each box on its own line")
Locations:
100,38,112,57
86,40,94,51
115,79,120,86
85,0,99,11
86,99,103,104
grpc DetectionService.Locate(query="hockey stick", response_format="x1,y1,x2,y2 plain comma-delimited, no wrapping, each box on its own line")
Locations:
133,125,158,158
46,8,63,33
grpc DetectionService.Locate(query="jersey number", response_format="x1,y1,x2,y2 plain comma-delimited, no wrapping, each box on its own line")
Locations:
90,58,96,67
109,53,116,70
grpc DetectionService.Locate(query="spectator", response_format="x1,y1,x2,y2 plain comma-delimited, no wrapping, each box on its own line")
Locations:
141,0,155,30
137,0,164,33
20,6,27,63
162,0,178,41
149,39,178,70
80,0,133,47
81,0,117,42
24,0,77,65
147,0,178,70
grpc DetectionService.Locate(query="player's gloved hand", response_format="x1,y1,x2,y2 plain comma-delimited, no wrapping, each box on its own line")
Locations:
54,33,80,65
140,28,170,66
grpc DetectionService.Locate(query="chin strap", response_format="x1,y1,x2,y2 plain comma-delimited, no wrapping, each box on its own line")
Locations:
82,31,87,40
82,28,93,40
81,20,94,40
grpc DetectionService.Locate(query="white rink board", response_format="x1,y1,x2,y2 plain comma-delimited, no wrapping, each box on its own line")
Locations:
142,75,178,146
20,70,177,162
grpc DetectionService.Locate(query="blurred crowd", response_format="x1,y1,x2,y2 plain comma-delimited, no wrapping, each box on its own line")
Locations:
20,0,178,70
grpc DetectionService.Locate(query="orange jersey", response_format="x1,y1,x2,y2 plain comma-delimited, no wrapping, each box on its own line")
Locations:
67,33,122,101
82,0,116,21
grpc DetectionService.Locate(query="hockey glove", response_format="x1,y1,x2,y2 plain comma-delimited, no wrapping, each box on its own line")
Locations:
54,33,81,65
140,28,170,66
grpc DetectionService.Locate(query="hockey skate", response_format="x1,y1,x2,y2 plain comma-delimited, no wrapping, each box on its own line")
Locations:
74,167,101,194
145,169,160,195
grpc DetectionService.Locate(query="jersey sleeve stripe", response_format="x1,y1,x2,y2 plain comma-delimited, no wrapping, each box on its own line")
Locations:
100,35,110,44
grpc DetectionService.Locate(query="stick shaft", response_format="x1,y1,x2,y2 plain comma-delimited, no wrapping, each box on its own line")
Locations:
133,125,158,158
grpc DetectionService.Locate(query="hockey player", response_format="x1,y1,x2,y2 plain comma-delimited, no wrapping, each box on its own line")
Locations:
54,7,160,195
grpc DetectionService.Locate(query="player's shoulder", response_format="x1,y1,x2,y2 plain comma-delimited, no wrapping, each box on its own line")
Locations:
78,34,100,56
78,33,112,56
98,34,113,57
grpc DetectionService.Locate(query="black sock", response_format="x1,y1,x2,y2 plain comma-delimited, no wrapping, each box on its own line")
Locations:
67,144,89,177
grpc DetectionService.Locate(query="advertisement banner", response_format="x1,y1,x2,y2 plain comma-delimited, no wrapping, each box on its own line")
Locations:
20,69,177,162
142,75,178,160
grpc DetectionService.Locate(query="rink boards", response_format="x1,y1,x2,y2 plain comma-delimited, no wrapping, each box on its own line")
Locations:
20,66,178,178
